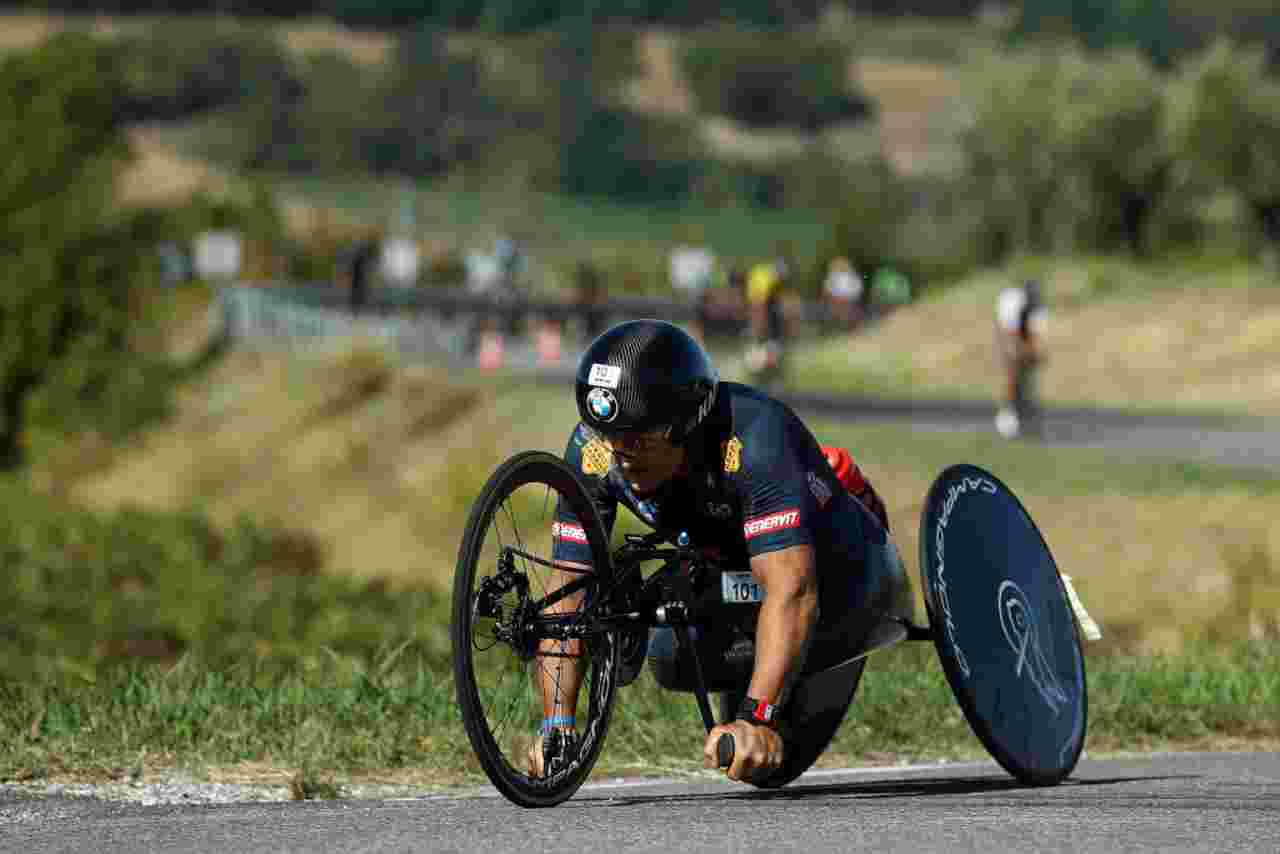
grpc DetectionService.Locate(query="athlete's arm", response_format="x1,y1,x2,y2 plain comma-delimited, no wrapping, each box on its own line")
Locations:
747,543,818,706
702,543,818,782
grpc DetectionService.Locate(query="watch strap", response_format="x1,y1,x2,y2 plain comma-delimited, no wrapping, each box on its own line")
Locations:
736,695,779,728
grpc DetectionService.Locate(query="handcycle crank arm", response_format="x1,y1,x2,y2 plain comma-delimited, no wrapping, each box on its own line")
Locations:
526,573,595,615
677,622,737,769
677,625,718,734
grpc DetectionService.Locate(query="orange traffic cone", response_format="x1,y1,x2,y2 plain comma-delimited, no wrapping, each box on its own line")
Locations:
478,330,505,372
536,321,562,366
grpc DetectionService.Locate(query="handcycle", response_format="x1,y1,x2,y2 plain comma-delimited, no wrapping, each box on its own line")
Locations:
452,451,1094,808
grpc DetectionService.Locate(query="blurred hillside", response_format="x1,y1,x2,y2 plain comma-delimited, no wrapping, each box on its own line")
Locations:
4,2,1280,294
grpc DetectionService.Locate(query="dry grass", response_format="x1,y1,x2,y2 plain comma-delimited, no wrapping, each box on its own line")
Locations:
798,262,1280,416
0,12,393,66
65,347,580,586
117,126,234,207
50,329,1280,656
851,58,968,175
697,116,814,163
276,18,394,67
622,29,694,117
0,13,65,52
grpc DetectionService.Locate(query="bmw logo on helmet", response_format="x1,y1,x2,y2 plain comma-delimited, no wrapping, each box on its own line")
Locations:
586,387,618,423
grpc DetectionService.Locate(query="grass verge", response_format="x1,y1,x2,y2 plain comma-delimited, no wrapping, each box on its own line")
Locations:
3,642,1276,790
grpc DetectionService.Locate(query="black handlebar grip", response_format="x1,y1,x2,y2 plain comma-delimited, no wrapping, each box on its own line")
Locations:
716,733,735,768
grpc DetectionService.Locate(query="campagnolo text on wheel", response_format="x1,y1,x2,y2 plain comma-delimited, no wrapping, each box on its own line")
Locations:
451,320,1100,808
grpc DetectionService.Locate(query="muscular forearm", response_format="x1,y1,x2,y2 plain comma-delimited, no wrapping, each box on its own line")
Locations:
748,585,818,706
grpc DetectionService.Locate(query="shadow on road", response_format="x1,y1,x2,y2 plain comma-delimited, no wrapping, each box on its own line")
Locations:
587,773,1194,808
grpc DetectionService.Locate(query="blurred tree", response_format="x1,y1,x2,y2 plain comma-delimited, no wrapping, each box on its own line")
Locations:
365,26,494,175
961,48,1072,255
681,29,870,131
963,46,1180,258
112,23,302,123
1011,0,1193,69
552,3,704,204
0,33,154,469
811,158,905,294
1055,49,1173,255
1167,38,1280,262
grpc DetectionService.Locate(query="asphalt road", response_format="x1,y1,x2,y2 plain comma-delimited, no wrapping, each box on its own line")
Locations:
772,390,1280,473
3,752,1277,853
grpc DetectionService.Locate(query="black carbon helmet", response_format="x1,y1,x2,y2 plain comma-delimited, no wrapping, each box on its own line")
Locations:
575,320,719,443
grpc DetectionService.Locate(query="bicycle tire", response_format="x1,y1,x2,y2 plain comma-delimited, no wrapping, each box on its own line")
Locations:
751,657,865,789
451,450,619,808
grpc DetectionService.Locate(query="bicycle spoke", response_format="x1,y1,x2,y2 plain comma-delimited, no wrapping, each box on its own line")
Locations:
453,452,619,806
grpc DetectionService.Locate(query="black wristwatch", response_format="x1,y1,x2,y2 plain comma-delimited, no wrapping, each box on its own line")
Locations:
736,695,779,729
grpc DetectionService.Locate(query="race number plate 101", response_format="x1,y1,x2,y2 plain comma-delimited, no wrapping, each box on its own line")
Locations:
721,571,764,604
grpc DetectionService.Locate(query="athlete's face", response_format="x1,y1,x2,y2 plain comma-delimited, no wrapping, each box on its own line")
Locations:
601,429,686,496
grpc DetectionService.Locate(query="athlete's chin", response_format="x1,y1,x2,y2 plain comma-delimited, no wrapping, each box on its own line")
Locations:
626,475,663,496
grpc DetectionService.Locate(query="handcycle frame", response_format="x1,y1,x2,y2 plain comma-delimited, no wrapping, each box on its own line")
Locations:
457,452,1088,805
488,525,931,751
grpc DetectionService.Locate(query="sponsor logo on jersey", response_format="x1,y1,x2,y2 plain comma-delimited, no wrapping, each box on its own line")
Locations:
580,438,612,475
807,471,833,508
705,502,733,519
722,436,743,473
551,521,588,543
742,509,801,539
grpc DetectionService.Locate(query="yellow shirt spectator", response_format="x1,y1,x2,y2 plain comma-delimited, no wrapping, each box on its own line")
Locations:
746,262,780,306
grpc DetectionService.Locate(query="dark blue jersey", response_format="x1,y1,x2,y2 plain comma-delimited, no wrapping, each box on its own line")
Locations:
552,384,904,660
555,382,916,679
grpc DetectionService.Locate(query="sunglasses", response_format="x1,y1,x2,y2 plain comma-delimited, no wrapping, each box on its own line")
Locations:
588,427,673,456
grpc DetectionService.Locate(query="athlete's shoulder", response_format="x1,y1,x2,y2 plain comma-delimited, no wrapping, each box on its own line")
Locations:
564,422,614,478
720,381,795,427
716,382,806,474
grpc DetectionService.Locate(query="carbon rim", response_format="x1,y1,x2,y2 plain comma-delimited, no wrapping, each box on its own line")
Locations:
452,452,618,807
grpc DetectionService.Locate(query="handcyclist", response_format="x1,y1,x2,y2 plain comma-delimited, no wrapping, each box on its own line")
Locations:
529,319,910,784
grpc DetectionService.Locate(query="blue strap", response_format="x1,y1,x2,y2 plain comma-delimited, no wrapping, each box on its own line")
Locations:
540,715,576,734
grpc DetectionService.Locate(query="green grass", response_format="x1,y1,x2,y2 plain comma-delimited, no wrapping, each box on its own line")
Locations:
6,350,1280,787
0,475,452,683
272,173,829,276
3,642,1275,788
1,452,1277,788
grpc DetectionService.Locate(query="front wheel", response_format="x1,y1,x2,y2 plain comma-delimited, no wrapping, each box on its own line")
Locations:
451,451,618,807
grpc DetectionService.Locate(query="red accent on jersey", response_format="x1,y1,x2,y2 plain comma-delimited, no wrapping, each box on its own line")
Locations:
821,445,890,532
743,509,801,540
551,521,588,543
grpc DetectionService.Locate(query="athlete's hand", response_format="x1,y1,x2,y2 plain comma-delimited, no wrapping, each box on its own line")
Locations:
527,733,547,777
703,720,784,783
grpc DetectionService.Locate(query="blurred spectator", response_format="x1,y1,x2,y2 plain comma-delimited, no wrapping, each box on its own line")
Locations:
464,234,527,352
337,232,380,315
870,264,912,311
157,241,191,290
702,264,748,340
669,238,716,297
823,255,864,331
574,260,608,342
744,251,791,383
668,230,716,341
994,279,1048,439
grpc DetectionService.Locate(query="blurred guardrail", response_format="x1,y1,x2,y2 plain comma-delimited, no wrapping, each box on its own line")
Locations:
217,281,841,369
220,284,473,362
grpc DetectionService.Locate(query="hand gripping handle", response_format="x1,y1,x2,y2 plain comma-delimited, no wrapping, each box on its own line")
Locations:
716,733,735,768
